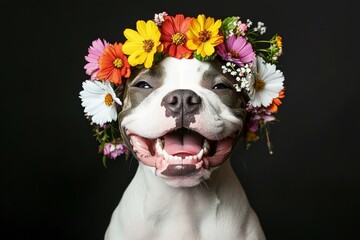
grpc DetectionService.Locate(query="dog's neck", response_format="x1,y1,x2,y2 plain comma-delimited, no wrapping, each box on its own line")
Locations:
130,158,247,217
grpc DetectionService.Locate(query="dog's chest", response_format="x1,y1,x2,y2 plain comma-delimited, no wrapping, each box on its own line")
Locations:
144,191,218,238
125,191,238,240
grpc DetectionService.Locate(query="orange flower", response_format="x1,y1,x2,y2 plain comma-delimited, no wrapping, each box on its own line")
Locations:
160,14,194,59
97,43,131,85
244,130,260,142
268,88,285,113
276,35,282,48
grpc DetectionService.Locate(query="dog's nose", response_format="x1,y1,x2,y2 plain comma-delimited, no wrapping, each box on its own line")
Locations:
162,90,201,116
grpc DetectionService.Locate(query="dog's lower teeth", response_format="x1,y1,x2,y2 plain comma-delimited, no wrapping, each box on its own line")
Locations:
197,149,204,159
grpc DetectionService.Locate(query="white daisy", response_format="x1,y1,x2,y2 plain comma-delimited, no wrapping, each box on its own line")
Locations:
79,80,122,125
248,56,284,107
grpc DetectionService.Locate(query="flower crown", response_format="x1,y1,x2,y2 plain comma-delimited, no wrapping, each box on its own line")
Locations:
79,12,285,166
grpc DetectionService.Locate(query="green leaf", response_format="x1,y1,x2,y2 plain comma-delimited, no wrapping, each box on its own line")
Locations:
220,16,238,33
193,52,217,61
153,52,165,64
102,155,107,168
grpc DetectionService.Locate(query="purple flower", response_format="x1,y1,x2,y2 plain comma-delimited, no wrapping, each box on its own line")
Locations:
216,35,255,66
84,38,109,80
103,143,128,159
246,103,276,132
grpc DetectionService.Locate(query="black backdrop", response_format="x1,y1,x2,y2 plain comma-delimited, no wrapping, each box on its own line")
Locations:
2,0,360,239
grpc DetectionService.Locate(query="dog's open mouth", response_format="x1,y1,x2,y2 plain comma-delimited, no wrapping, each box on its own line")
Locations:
126,128,237,177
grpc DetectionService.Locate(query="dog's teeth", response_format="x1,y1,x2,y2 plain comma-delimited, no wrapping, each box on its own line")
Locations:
156,138,164,149
195,161,203,169
155,140,163,155
203,139,209,150
203,148,208,155
197,149,204,159
175,156,182,161
163,150,169,159
203,139,209,155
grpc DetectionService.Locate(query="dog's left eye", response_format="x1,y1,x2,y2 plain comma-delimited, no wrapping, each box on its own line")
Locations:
134,81,152,89
212,83,230,89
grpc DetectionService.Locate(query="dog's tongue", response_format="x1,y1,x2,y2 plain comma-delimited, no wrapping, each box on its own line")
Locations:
163,131,202,156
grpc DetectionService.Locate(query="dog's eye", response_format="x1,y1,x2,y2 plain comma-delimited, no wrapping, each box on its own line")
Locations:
134,81,152,89
212,83,230,89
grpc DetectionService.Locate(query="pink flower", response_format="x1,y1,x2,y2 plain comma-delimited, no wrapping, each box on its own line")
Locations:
154,11,168,26
84,38,109,80
246,103,276,132
216,35,255,66
237,22,248,34
103,143,128,159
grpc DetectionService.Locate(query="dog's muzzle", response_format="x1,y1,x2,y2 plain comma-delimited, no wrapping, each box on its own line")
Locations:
122,89,241,181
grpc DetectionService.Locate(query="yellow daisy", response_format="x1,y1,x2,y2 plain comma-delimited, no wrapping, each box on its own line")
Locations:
186,14,223,58
122,20,163,68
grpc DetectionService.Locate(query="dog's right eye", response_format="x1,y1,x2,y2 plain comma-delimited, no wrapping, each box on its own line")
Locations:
134,81,152,89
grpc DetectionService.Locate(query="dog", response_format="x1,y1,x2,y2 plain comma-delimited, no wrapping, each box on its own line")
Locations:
104,56,266,240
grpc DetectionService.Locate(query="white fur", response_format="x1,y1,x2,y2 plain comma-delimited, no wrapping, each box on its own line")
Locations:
105,161,265,240
105,58,266,239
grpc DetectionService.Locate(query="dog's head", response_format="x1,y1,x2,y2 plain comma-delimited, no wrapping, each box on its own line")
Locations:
80,13,286,188
118,57,246,187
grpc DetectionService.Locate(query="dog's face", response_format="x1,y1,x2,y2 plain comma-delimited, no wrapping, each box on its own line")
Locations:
119,57,246,187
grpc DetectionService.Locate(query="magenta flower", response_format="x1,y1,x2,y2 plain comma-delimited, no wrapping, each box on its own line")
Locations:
246,104,276,132
216,35,255,66
103,143,128,159
84,38,109,80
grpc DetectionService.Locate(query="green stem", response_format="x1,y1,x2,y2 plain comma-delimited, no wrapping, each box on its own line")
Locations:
264,126,273,155
256,49,269,53
253,40,272,44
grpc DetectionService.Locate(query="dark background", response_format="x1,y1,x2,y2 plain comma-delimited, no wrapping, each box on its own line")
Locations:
2,0,359,239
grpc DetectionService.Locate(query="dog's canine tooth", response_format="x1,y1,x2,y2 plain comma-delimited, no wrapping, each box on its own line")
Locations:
197,149,204,159
203,139,209,155
156,138,164,149
156,138,165,156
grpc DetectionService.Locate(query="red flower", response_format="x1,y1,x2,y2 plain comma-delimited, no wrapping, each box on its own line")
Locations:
160,14,194,59
97,43,131,85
